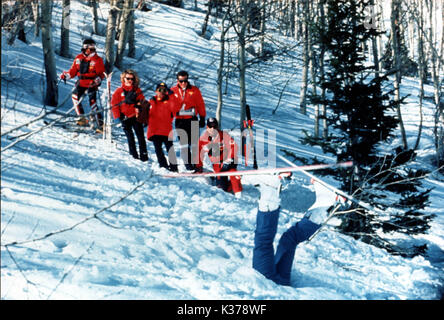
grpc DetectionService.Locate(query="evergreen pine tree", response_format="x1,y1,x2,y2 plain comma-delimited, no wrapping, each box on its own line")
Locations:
302,0,433,257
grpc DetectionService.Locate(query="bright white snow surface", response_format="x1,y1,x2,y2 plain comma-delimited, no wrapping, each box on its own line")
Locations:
1,1,443,300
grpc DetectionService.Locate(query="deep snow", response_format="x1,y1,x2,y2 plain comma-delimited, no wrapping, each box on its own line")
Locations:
1,1,443,300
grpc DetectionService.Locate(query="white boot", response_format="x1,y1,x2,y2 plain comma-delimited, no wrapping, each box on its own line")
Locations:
255,174,282,212
305,179,339,224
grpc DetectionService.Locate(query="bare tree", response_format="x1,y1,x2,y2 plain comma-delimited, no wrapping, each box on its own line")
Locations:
425,0,444,167
216,2,232,127
235,0,249,130
391,0,408,149
127,9,136,58
60,0,70,58
413,0,426,151
41,0,58,107
31,1,40,37
299,0,309,115
115,0,134,69
201,0,214,38
2,1,32,45
89,0,100,36
104,0,121,73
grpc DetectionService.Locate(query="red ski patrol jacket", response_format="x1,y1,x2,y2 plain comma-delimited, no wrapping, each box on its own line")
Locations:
196,129,238,171
171,83,206,120
111,84,146,119
147,94,179,140
66,52,105,88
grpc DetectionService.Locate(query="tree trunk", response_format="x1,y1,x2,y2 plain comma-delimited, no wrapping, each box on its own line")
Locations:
201,0,213,38
237,0,248,130
89,0,100,35
307,0,318,137
259,0,266,57
60,0,70,58
105,0,119,73
319,0,328,139
299,0,309,115
41,0,58,107
391,0,408,149
6,1,23,45
427,0,444,166
115,0,134,69
216,5,231,127
127,10,136,58
414,0,425,151
32,1,40,37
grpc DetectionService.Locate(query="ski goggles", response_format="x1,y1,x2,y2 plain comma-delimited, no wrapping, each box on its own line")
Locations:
207,122,218,129
83,44,96,52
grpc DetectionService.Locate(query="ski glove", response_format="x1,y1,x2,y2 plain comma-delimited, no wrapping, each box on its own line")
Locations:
93,76,102,86
221,160,236,172
60,72,69,82
119,114,128,123
199,116,206,128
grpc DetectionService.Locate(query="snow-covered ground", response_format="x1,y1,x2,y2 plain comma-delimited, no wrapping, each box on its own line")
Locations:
1,1,443,300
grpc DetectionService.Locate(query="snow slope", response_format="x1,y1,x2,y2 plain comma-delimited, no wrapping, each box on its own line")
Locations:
1,1,443,300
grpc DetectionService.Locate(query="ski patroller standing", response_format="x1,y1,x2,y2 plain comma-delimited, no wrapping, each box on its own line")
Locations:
252,174,346,286
195,117,243,198
147,83,179,172
171,70,206,171
60,38,105,130
111,69,148,162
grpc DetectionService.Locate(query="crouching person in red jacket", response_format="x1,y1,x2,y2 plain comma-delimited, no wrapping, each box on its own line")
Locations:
195,117,242,198
147,83,179,172
111,70,148,162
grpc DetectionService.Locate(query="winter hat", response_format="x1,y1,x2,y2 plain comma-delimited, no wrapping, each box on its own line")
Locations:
82,38,96,48
207,117,219,129
82,38,96,53
156,82,168,91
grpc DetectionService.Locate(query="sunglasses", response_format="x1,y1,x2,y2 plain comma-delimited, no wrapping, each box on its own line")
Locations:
207,124,217,129
83,45,96,51
125,77,135,81
178,79,188,83
157,87,167,93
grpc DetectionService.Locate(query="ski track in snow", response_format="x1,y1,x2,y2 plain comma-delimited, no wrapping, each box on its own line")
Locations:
1,1,443,300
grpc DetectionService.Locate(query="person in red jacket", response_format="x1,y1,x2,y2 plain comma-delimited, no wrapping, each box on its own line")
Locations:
60,38,105,129
147,83,179,172
171,70,206,171
195,117,242,198
111,69,148,162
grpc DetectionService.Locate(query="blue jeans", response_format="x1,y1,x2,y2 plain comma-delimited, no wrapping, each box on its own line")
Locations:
252,208,320,286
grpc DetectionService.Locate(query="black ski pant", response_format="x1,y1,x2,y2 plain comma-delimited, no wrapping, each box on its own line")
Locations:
72,83,103,126
121,117,148,161
149,135,178,171
175,117,199,169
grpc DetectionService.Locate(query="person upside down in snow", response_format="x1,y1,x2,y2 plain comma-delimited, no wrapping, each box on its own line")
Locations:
194,117,243,198
251,174,347,286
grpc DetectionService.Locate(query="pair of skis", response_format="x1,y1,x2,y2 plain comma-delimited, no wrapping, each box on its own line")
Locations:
161,161,353,178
